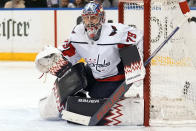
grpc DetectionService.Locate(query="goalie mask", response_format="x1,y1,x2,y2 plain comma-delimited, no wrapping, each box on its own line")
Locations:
82,1,105,41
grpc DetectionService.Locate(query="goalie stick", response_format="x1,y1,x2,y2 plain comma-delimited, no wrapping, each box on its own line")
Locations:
61,1,196,126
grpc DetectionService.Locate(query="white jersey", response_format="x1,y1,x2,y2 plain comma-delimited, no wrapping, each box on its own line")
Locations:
59,23,143,80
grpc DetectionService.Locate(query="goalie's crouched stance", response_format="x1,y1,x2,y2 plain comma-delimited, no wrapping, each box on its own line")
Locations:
35,45,144,125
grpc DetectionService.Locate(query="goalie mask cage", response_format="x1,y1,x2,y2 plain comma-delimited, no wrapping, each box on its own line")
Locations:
118,0,196,126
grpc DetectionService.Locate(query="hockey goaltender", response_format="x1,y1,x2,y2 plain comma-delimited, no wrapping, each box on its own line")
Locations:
35,1,145,126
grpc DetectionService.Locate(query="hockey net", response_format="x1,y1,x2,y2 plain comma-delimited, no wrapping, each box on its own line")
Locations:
118,0,196,126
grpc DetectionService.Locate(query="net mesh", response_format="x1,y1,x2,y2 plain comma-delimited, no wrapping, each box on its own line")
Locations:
119,0,196,125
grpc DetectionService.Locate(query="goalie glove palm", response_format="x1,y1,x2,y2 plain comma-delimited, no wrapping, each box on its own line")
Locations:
35,45,72,78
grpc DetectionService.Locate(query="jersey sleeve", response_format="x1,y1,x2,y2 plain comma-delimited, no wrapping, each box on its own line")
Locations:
124,27,143,45
117,24,144,58
58,40,81,65
100,23,143,57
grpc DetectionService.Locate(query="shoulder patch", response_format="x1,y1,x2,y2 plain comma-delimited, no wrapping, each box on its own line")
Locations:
109,25,117,36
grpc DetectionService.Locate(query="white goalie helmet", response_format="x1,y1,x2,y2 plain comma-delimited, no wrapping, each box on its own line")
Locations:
81,1,105,40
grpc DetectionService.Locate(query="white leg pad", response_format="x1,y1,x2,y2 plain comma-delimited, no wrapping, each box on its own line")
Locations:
105,97,144,126
39,91,60,120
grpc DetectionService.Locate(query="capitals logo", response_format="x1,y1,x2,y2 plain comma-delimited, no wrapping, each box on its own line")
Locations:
85,54,110,72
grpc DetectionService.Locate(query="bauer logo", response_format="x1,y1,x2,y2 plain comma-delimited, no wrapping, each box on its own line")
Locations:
78,98,100,103
0,18,30,40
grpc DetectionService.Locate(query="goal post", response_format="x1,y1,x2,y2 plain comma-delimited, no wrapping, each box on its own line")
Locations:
118,0,196,126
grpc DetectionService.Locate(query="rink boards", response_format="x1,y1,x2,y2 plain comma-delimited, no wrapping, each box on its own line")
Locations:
0,8,196,61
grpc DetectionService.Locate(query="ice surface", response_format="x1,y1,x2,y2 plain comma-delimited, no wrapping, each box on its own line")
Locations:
0,61,196,131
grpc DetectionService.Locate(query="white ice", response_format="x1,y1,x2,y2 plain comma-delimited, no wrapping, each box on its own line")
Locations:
0,61,196,131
